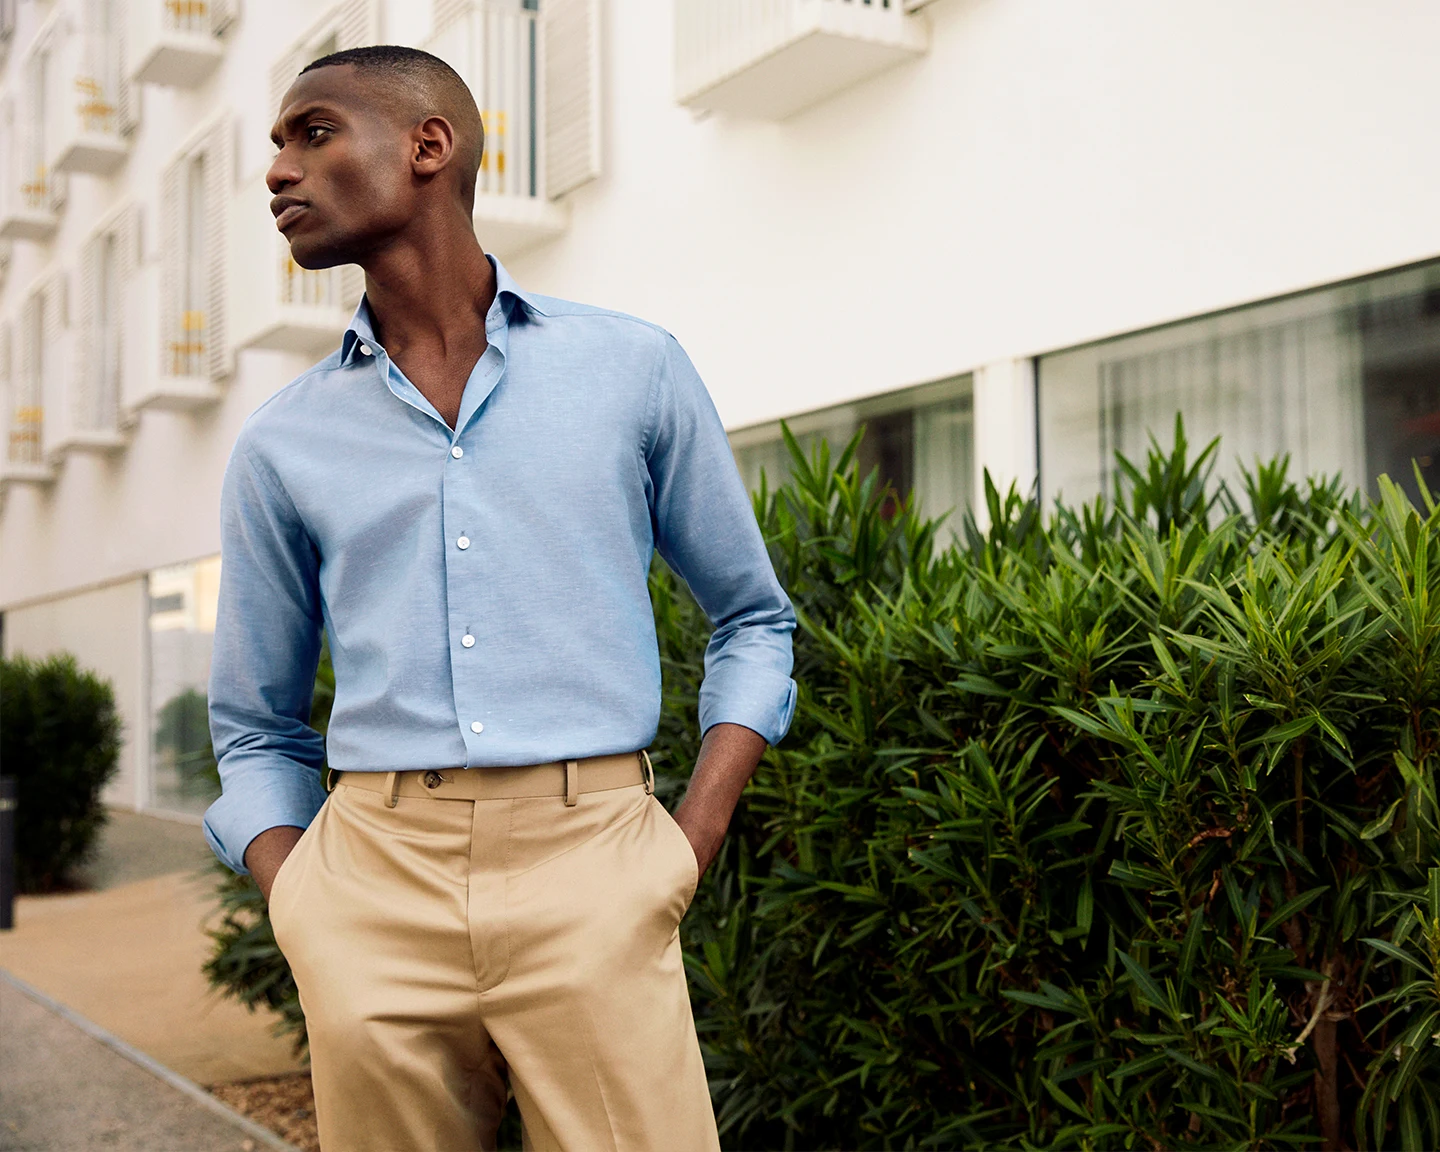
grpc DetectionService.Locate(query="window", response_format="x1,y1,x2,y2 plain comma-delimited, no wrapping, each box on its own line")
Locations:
9,285,54,466
1038,260,1440,507
179,151,206,375
74,207,137,436
159,122,228,382
731,375,974,533
147,556,222,815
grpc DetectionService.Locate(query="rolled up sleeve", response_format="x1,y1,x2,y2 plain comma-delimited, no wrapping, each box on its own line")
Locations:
645,333,797,745
203,438,328,875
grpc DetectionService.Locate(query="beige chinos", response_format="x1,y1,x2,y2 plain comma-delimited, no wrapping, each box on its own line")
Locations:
266,753,719,1151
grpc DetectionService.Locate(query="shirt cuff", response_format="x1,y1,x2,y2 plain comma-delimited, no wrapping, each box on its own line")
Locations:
698,663,798,746
202,761,329,876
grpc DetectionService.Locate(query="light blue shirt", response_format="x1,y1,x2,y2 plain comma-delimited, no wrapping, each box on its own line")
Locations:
202,256,797,875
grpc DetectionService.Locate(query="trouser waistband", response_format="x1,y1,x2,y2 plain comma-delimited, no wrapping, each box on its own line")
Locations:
327,750,655,808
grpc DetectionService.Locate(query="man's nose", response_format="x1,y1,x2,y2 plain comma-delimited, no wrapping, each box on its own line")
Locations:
267,148,302,194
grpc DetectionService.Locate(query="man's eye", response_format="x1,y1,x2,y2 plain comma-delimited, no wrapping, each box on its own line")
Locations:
306,125,331,142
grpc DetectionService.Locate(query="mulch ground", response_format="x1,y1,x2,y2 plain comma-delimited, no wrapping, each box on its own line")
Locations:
206,1071,319,1151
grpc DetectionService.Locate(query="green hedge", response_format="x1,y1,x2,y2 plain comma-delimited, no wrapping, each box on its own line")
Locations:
653,422,1440,1150
0,653,122,892
207,424,1440,1149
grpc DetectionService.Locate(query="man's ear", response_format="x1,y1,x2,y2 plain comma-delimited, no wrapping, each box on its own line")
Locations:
412,115,456,178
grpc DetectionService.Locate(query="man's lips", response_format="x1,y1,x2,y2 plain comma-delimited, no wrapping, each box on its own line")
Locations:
274,203,308,232
271,195,309,231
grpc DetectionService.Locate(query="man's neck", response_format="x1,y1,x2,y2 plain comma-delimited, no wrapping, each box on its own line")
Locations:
355,212,498,430
360,215,497,360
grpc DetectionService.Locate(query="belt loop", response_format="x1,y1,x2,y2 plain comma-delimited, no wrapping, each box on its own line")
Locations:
325,767,337,793
564,760,578,807
385,770,400,808
640,749,655,795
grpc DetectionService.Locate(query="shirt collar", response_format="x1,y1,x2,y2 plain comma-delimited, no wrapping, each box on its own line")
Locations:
338,253,544,365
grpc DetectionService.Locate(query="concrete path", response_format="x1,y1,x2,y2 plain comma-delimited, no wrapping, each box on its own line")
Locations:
0,810,304,1085
0,972,293,1151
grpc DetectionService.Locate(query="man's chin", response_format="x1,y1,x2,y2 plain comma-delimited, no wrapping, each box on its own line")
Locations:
286,237,350,271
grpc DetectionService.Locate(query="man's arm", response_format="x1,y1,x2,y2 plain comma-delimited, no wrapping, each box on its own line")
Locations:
204,439,328,901
645,333,798,874
673,722,767,876
245,826,305,901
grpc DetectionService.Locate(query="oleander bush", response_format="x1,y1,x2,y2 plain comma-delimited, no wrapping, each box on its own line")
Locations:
0,653,123,892
206,420,1440,1150
656,419,1440,1151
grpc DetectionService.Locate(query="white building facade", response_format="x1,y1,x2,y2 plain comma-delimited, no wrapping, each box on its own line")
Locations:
2,0,1438,817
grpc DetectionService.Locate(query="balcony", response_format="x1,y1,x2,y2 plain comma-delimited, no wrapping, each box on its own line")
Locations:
674,0,929,120
228,176,360,355
1,87,65,241
423,1,570,259
47,326,128,455
122,264,222,412
1,402,55,486
50,20,129,175
128,0,227,88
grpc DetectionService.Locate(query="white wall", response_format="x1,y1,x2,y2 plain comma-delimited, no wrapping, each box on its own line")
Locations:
4,0,1440,613
2,577,148,808
511,0,1440,433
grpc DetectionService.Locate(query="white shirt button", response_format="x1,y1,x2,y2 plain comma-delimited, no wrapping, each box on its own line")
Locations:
359,344,372,356
450,445,464,459
461,634,475,648
457,536,470,550
471,721,484,734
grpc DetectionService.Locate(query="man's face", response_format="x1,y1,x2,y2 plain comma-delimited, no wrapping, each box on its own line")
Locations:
267,66,416,269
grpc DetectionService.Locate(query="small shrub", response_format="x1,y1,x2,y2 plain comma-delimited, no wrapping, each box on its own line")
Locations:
0,653,123,892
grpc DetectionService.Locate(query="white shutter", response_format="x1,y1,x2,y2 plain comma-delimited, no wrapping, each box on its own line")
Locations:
543,0,601,199
112,203,138,409
115,0,137,135
76,233,99,428
41,274,66,450
269,0,379,115
159,157,181,375
335,0,379,49
432,0,469,37
268,43,307,116
340,264,365,307
203,121,231,380
211,0,238,35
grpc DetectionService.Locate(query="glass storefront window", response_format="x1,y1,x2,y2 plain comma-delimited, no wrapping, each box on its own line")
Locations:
147,555,221,815
1038,260,1440,506
729,375,975,537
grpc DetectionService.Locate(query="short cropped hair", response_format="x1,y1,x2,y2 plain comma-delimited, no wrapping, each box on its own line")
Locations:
298,45,485,208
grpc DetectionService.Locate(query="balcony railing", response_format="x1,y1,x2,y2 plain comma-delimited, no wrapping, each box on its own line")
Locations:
51,20,129,174
42,323,126,456
3,379,54,484
1,71,64,240
66,323,125,447
228,175,360,355
422,1,569,259
121,264,222,412
127,0,227,87
674,0,929,119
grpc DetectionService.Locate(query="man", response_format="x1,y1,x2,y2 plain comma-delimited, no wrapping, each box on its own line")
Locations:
202,45,796,1151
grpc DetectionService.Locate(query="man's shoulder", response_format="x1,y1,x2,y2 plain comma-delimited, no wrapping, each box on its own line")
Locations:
520,293,672,355
232,349,348,453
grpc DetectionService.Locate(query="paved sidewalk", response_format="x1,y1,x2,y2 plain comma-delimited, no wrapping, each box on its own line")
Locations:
0,972,293,1151
0,809,304,1085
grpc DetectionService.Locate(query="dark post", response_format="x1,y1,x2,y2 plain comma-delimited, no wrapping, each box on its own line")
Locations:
0,776,15,930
